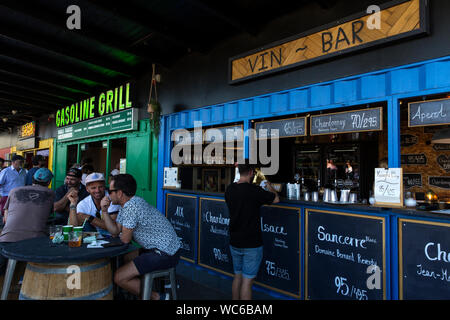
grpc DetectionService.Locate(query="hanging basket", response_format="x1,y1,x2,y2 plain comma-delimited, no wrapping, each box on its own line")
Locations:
147,65,161,136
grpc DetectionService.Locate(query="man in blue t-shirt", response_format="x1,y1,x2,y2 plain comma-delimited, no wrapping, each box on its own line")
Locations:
25,155,46,186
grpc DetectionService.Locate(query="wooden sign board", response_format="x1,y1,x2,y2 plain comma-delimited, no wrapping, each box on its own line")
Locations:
310,107,382,136
230,0,428,83
374,168,403,207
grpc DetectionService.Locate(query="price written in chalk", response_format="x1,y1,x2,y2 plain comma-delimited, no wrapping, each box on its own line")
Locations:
335,276,368,300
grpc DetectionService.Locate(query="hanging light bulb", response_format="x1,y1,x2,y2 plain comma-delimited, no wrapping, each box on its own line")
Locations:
2,117,8,123
11,110,17,115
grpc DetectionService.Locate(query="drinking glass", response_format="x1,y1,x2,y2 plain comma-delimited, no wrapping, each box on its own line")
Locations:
68,231,82,248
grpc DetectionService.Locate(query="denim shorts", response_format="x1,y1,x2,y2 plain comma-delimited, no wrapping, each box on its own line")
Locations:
229,245,263,279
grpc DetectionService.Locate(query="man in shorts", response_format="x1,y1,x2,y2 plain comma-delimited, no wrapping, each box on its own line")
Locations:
225,163,279,300
101,174,180,300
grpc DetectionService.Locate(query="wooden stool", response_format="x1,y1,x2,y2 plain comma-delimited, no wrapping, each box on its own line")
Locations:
141,267,177,300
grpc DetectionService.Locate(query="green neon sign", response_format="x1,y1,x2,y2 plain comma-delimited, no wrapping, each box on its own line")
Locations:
55,82,133,127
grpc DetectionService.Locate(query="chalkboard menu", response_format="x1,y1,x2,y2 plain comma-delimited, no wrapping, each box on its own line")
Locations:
172,129,203,145
204,125,243,143
255,205,301,298
433,144,450,151
401,154,427,165
310,107,382,136
198,198,233,275
166,194,197,262
306,209,386,300
400,134,418,147
403,173,422,189
437,155,450,172
255,117,306,139
429,176,450,189
409,98,450,127
399,219,450,300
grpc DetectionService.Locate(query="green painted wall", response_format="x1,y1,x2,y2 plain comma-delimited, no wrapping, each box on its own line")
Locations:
53,119,158,206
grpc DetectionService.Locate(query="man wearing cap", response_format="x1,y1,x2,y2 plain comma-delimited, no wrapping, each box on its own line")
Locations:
53,168,89,225
25,155,46,186
0,168,55,273
72,172,120,237
0,155,27,219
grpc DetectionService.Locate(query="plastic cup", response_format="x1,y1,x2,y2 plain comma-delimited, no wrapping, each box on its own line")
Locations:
63,225,73,242
68,231,82,248
73,226,83,237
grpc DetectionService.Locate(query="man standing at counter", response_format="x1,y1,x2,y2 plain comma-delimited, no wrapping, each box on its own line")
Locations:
225,163,279,300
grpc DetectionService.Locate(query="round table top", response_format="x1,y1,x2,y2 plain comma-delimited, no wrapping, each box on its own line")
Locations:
0,237,135,263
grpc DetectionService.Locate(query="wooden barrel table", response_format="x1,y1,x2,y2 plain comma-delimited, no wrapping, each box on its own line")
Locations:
19,259,113,300
0,237,133,300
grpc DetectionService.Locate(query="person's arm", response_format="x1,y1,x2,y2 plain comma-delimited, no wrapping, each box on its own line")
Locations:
0,169,6,186
120,227,133,244
54,188,73,212
100,196,121,236
266,182,280,204
67,192,79,226
3,196,10,224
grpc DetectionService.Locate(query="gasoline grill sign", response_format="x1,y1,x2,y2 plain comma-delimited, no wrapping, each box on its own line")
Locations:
229,0,428,83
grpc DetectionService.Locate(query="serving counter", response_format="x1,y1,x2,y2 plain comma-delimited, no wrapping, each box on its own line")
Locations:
164,188,450,300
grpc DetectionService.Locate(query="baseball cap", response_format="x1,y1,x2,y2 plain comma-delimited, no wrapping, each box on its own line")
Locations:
33,168,53,183
12,155,24,162
67,168,82,178
85,172,105,185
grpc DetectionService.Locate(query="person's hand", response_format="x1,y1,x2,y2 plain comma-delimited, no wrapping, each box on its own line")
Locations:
100,196,111,213
67,192,78,206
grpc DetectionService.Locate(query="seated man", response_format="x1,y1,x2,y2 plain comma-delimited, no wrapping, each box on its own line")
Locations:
100,174,181,300
72,172,120,237
54,168,89,225
0,168,55,272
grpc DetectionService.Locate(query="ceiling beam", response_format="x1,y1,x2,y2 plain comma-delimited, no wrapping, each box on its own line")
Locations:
0,6,136,77
0,37,119,89
0,1,166,68
81,0,197,52
0,95,58,113
0,61,97,96
0,84,71,106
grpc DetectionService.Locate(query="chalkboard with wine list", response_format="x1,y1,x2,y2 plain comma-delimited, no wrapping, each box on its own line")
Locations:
399,219,450,300
306,209,386,300
165,193,197,262
198,198,234,276
255,205,301,298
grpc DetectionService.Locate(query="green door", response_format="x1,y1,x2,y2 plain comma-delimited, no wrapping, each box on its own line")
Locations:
54,143,67,190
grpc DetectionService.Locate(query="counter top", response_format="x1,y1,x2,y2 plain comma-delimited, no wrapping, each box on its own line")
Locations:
165,188,450,221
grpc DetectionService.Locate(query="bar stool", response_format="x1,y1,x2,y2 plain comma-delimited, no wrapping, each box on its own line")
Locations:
140,267,177,300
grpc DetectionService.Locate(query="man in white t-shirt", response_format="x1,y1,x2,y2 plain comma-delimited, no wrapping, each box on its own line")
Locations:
71,172,120,237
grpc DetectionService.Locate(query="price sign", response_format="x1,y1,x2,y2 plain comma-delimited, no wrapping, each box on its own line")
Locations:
374,168,403,207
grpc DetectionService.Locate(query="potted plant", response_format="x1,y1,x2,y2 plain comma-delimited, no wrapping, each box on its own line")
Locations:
147,98,161,136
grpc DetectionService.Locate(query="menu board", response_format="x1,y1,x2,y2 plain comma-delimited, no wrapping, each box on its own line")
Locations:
163,167,178,188
403,173,422,190
255,117,307,139
198,198,233,275
57,108,138,142
310,107,382,136
374,168,403,207
172,129,203,145
255,205,301,298
166,194,197,262
409,98,450,127
306,209,386,300
428,176,450,190
399,219,450,300
204,125,243,143
401,154,427,165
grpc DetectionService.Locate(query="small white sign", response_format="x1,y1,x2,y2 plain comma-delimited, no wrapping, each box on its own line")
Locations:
119,158,126,174
164,167,179,188
374,168,403,207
